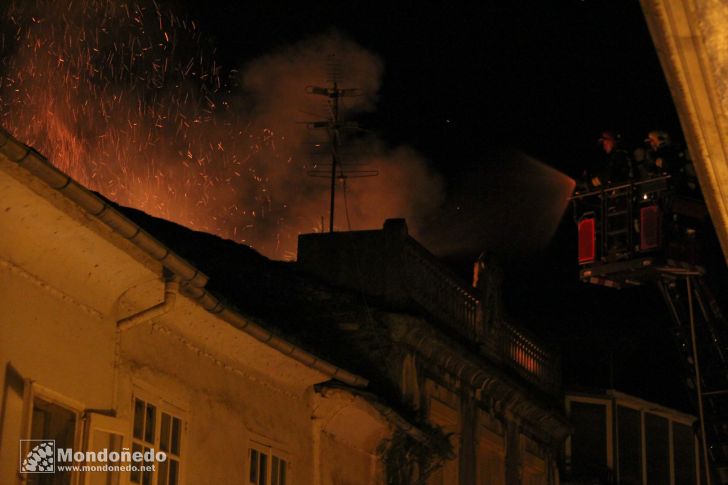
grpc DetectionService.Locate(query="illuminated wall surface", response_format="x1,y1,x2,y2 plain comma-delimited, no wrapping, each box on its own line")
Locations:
642,0,728,263
0,142,386,484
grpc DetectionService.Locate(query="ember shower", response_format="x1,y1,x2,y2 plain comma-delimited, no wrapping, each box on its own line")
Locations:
0,0,443,259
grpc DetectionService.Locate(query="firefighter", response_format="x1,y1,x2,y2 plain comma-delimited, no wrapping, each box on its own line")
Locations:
589,130,633,188
643,129,695,194
643,130,680,176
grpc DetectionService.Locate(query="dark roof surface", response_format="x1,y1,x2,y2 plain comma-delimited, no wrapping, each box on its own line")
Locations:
115,202,566,416
116,203,414,400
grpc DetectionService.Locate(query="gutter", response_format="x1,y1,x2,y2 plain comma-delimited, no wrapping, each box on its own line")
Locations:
0,127,368,388
118,278,179,331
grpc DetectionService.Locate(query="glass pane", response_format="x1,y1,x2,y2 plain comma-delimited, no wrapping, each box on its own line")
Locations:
250,449,259,483
272,456,279,485
673,422,696,485
160,413,171,452
569,402,607,481
89,430,122,485
645,413,670,484
169,459,179,485
617,406,641,485
158,459,169,485
260,453,268,485
280,460,286,485
133,399,145,440
144,404,156,443
131,443,143,483
27,398,76,485
142,447,154,485
171,417,181,455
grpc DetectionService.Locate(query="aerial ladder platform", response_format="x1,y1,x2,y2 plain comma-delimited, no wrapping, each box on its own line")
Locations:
572,175,728,483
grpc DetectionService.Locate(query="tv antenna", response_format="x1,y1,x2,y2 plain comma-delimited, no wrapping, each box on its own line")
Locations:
306,61,378,232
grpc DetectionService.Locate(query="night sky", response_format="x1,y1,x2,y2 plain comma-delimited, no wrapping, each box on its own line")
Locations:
173,0,703,407
182,0,680,177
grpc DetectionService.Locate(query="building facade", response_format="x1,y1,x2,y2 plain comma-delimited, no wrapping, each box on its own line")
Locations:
0,129,404,485
297,220,570,484
0,128,569,484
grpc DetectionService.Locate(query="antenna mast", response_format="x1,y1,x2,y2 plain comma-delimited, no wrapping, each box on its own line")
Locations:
306,62,377,232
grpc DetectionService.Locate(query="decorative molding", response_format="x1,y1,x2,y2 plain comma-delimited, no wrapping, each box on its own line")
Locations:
0,257,104,319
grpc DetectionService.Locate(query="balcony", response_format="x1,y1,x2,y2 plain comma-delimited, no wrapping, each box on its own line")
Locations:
297,219,560,394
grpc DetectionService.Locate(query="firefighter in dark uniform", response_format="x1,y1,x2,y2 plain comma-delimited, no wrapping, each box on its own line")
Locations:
644,130,680,176
643,130,704,260
590,130,633,188
642,129,697,195
586,130,634,259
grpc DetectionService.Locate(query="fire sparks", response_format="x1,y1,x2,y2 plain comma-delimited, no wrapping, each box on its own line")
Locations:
0,1,443,259
0,0,306,257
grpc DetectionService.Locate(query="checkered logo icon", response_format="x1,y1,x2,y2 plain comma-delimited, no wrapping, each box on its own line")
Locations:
20,440,55,473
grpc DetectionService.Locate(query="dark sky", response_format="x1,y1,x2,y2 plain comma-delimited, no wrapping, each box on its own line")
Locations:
176,0,701,407
181,0,680,178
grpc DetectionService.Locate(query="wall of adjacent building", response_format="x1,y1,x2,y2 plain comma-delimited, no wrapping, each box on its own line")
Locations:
115,315,322,485
0,261,118,477
0,166,388,485
641,0,728,263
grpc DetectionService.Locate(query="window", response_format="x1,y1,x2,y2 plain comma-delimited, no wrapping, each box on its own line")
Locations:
86,412,128,485
249,445,288,485
567,393,700,485
673,422,697,485
645,412,670,484
569,401,607,480
131,397,183,485
27,397,79,485
617,405,641,485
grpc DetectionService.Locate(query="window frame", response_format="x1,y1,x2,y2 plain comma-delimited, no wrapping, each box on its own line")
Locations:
19,380,85,485
565,396,613,474
566,393,701,485
248,437,291,485
129,388,186,485
83,412,131,485
614,401,643,485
